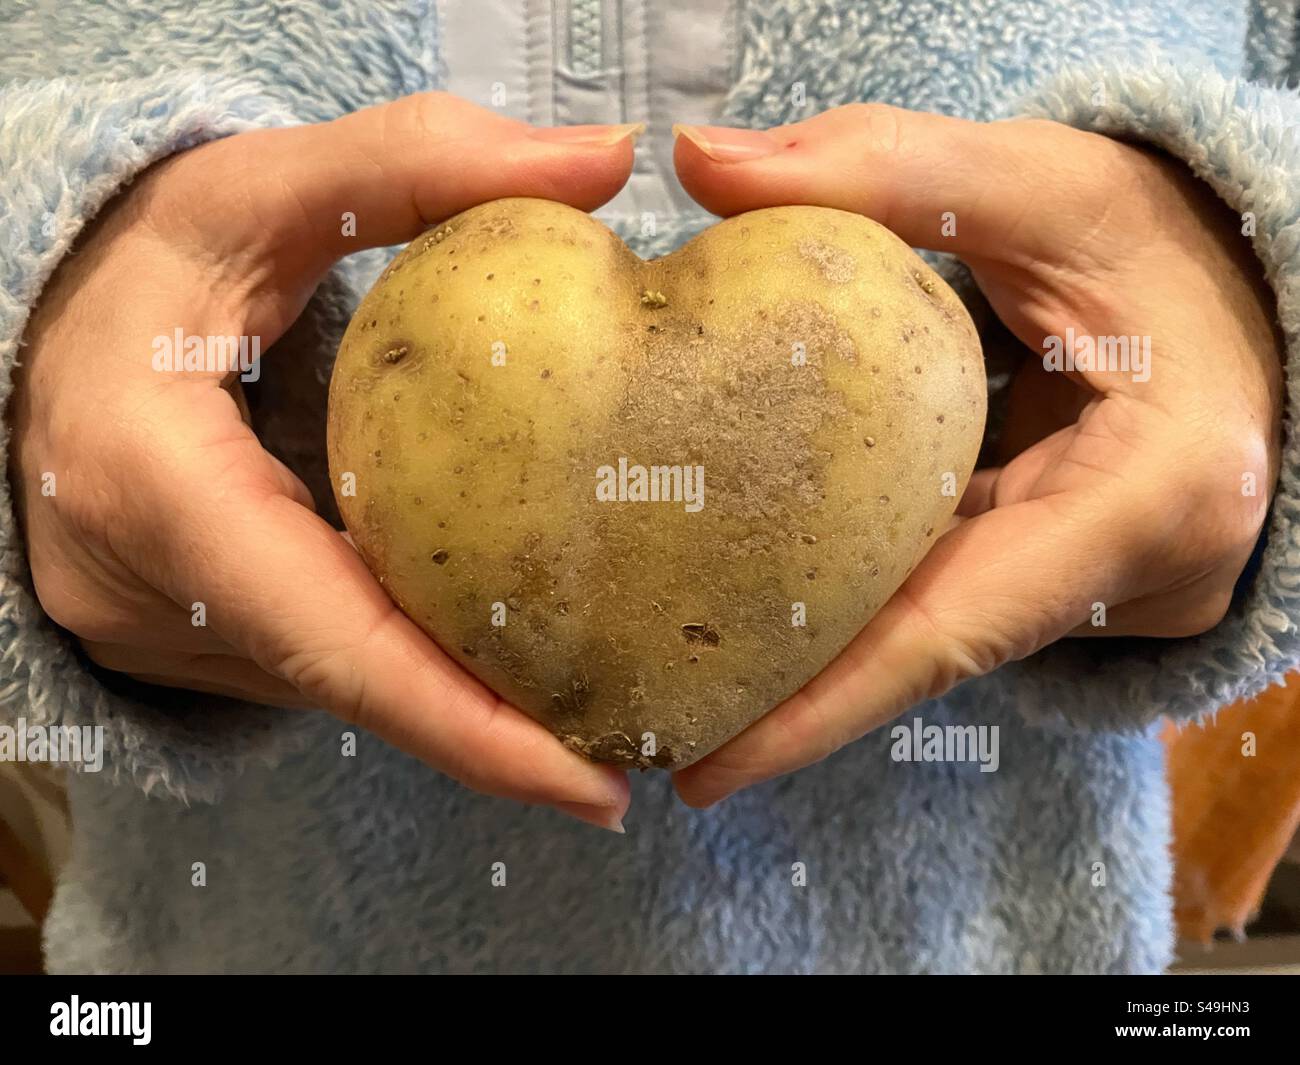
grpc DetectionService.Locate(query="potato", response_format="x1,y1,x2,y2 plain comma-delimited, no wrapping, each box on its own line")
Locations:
327,197,985,770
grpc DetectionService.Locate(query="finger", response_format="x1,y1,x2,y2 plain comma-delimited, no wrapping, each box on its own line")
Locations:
175,93,641,291
79,610,237,659
83,645,321,708
214,354,315,513
673,106,1115,261
139,439,630,816
673,492,1140,807
264,452,317,512
957,447,1064,518
956,467,1001,518
996,358,1097,461
126,671,319,709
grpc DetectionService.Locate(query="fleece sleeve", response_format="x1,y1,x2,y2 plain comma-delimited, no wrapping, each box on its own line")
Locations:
997,53,1300,732
0,72,321,804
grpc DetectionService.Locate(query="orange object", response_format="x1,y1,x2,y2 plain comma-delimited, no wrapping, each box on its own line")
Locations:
1165,673,1300,942
0,813,52,928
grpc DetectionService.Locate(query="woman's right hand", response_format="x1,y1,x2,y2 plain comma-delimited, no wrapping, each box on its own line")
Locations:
9,92,640,829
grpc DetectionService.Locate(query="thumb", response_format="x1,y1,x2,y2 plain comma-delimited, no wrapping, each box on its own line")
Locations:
170,92,641,293
673,105,1104,261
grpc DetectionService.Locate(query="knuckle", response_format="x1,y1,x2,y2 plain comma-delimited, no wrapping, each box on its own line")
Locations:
29,569,76,632
843,102,904,155
394,91,438,133
895,587,1005,695
399,90,467,143
414,89,458,114
776,693,847,767
31,568,119,643
266,607,404,727
1183,448,1271,560
273,642,356,715
1167,591,1234,638
928,636,1002,699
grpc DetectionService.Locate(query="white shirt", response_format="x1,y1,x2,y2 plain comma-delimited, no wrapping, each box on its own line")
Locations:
436,0,739,227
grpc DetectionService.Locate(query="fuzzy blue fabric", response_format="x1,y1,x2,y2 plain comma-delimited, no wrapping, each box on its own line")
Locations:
3,0,1299,973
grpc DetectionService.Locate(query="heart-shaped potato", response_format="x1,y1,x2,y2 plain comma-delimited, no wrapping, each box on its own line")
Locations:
328,198,985,770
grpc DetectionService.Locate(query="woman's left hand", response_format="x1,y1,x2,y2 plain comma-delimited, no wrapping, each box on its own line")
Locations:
670,105,1284,806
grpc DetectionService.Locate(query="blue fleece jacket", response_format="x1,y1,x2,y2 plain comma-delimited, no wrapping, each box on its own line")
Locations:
2,0,1299,973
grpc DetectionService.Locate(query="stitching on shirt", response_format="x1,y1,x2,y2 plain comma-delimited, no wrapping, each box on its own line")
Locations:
726,0,741,85
524,0,539,124
639,0,652,150
614,0,627,121
570,0,603,75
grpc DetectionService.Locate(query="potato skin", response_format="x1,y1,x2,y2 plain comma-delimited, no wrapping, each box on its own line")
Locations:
328,197,985,770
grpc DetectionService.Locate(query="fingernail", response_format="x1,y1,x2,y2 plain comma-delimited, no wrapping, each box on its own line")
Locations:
673,123,781,163
554,801,627,834
529,122,645,147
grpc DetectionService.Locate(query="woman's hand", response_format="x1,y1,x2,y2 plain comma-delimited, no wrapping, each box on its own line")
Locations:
670,105,1284,806
10,92,641,829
